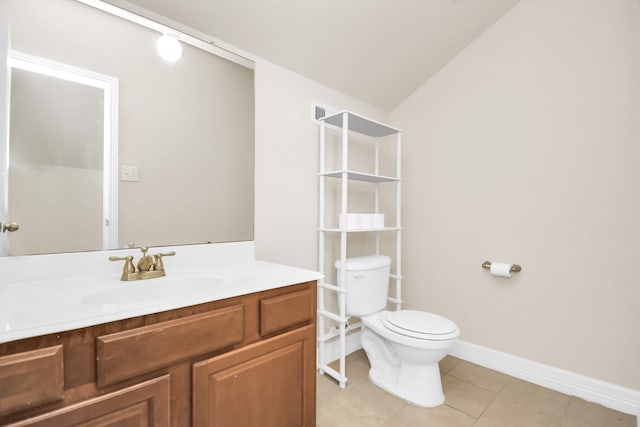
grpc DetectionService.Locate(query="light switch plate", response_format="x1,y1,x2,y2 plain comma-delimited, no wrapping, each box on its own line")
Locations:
120,165,139,182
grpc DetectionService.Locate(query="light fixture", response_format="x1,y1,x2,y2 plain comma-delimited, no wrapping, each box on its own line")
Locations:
156,34,182,62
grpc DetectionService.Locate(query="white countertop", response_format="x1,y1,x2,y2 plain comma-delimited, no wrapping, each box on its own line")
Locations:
0,242,322,344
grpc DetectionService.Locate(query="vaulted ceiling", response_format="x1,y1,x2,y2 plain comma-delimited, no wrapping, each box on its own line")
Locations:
118,0,521,111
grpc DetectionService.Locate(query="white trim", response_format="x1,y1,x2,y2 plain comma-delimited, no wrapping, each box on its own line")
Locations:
8,52,115,91
451,340,640,420
0,21,10,257
102,70,118,250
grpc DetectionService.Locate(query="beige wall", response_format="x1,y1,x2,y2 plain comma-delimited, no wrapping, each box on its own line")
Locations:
253,62,393,335
391,0,640,389
253,59,390,270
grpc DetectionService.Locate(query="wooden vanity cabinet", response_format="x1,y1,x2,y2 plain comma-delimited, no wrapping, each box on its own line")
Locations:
0,281,316,427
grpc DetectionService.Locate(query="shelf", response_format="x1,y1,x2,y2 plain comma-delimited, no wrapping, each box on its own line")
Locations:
320,170,400,183
317,109,402,390
319,227,401,233
321,110,400,137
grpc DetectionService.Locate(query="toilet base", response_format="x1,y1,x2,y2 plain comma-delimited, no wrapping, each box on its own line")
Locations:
360,313,457,408
368,362,445,407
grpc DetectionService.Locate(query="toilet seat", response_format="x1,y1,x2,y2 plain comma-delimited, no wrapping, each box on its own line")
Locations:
382,310,458,341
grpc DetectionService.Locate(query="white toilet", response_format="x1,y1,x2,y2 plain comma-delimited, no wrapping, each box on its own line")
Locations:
335,255,459,407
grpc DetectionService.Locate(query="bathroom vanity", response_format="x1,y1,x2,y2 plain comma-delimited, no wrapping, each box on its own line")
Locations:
0,243,320,426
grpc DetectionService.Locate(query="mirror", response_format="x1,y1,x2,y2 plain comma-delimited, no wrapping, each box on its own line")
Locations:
0,0,255,256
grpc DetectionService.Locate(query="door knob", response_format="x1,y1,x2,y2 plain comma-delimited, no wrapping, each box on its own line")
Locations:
1,222,19,232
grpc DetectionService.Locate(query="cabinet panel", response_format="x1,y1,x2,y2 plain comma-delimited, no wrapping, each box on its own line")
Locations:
97,304,244,386
260,288,313,336
193,325,315,427
0,346,63,416
6,375,170,427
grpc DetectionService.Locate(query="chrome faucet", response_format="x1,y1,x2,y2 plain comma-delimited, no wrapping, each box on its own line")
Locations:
109,246,176,281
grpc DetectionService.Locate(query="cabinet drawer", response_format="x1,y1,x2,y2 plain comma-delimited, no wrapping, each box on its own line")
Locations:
260,288,313,336
97,304,244,387
7,375,170,427
0,346,64,416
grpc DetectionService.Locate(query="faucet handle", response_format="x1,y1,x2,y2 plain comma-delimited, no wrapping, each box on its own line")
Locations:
156,251,176,258
109,255,135,276
154,251,176,271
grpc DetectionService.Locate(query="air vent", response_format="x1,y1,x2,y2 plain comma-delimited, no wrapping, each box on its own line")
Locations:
310,101,338,125
314,105,326,120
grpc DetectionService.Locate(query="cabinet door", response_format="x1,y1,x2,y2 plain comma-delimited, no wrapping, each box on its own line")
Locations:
7,375,169,427
193,325,315,427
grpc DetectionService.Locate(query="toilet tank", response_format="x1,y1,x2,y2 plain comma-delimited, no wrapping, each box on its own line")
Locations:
335,255,391,317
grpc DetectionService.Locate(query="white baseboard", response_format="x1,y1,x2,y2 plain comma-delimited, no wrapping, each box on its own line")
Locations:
322,332,639,421
451,340,640,420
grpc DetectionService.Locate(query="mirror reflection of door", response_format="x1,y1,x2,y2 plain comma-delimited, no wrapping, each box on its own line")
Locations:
10,68,102,255
4,53,118,256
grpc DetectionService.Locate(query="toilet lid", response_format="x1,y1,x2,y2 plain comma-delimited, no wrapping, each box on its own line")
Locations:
383,310,458,340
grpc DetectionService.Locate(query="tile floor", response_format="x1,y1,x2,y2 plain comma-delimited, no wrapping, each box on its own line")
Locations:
317,350,637,427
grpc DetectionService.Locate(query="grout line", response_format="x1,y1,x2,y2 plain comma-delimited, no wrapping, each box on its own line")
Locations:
443,355,462,373
446,371,505,394
446,359,512,394
380,402,407,426
562,395,574,418
474,378,504,424
443,401,483,422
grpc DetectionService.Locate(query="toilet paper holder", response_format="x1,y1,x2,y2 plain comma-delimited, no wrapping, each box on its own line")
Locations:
482,260,521,273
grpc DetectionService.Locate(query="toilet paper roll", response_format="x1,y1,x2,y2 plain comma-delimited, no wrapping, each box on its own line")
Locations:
359,214,373,229
372,214,385,229
490,262,512,278
339,214,360,230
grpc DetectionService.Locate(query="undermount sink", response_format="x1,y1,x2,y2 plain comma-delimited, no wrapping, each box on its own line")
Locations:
81,275,226,305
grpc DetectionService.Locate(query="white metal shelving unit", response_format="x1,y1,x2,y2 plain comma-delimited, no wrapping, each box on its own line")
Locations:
317,110,402,388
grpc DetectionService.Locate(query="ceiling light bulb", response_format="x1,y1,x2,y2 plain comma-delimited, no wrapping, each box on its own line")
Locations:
156,34,182,62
